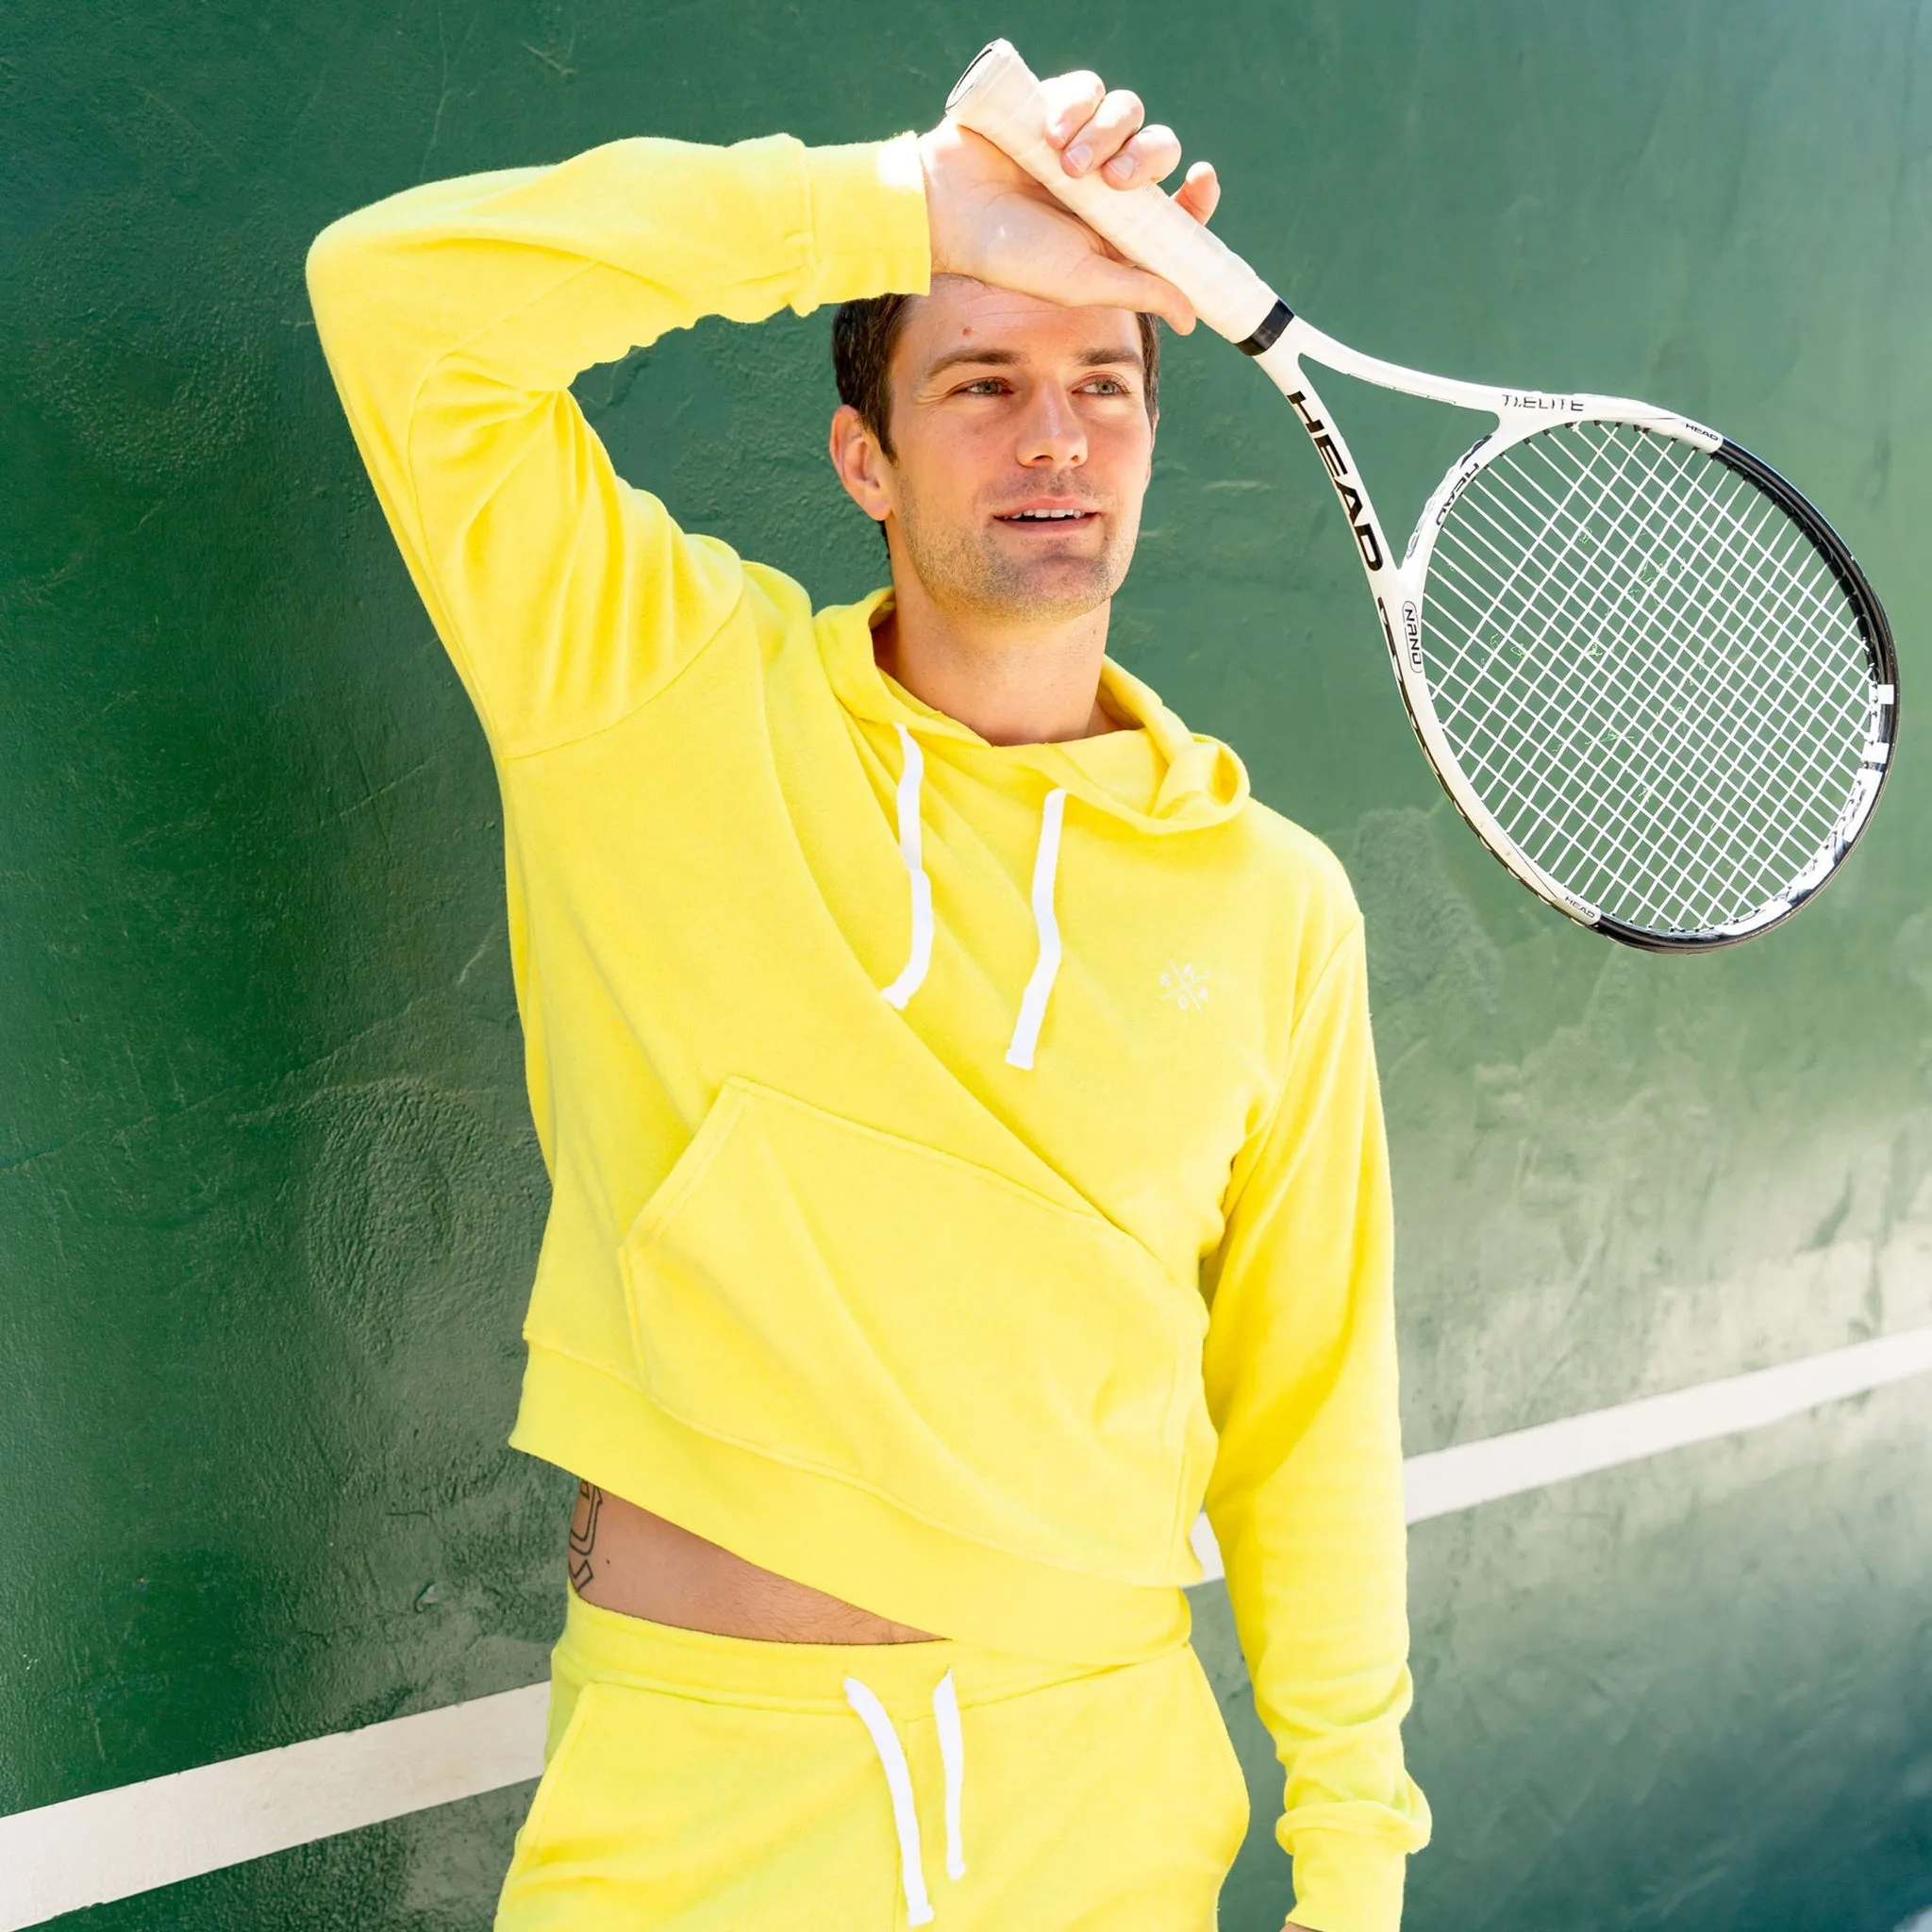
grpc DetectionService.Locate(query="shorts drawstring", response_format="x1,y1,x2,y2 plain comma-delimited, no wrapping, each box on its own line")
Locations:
844,1669,967,1924
931,1670,967,1882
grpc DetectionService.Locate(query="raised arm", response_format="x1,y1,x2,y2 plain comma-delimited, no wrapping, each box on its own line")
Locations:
306,89,1208,757
1202,915,1432,1932
306,135,931,754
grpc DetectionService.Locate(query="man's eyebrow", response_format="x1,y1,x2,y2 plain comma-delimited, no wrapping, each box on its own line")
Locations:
922,344,1145,379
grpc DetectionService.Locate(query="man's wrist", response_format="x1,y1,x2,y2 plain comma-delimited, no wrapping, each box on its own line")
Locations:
915,122,969,277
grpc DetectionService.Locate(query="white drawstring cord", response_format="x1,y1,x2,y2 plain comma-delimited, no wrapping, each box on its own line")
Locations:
878,741,1069,1071
931,1670,967,1882
844,1676,934,1926
1005,788,1069,1071
845,1671,968,1920
879,724,934,1010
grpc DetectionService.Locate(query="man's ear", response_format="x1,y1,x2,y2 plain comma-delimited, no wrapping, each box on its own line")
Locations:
828,404,893,525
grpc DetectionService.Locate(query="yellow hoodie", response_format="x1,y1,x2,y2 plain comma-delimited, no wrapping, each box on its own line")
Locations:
308,131,1428,1932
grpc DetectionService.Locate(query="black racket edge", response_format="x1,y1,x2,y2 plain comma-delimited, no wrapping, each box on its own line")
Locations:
1583,437,1900,954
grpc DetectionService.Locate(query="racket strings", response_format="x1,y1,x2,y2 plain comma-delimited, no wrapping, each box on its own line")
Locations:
1447,431,1848,858
1581,442,1865,895
1441,550,1856,924
1438,497,1853,928
1503,467,1858,914
1421,421,1871,934
1440,439,1852,906
1446,523,1858,928
1441,431,1852,815
1503,433,1856,822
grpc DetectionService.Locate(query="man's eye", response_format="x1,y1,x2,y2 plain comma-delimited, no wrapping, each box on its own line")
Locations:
960,378,1008,395
1083,378,1129,397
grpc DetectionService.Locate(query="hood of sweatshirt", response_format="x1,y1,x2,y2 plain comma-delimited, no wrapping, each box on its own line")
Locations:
816,591,1252,1072
818,591,1250,837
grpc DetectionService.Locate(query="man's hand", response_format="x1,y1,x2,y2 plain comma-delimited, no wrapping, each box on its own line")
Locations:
919,69,1221,331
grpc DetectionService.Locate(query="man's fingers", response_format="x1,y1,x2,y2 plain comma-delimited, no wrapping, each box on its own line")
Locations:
1041,72,1106,147
1099,125,1182,190
1060,88,1146,176
1173,160,1221,225
939,72,1209,321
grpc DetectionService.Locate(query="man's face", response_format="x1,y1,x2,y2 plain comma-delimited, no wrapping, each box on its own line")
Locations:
839,277,1155,624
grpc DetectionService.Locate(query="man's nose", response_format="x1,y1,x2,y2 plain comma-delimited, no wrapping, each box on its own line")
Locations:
1016,391,1086,468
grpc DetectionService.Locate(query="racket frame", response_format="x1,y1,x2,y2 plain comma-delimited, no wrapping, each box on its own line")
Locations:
946,40,1899,949
1244,317,1897,948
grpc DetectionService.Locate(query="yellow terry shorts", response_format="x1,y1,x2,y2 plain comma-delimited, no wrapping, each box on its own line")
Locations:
494,1589,1250,1931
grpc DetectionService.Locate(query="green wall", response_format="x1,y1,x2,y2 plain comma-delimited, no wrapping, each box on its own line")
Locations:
3,2,1928,1927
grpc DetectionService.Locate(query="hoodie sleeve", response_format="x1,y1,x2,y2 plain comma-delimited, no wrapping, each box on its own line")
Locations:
306,134,930,757
1201,915,1431,1932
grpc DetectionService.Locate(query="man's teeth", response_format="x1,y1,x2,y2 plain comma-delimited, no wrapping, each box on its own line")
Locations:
1006,509,1088,520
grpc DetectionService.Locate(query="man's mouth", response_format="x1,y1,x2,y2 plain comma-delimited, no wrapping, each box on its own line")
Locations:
995,508,1098,525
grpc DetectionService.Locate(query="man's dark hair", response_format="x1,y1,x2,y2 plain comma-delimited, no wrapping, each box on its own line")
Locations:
832,294,1161,459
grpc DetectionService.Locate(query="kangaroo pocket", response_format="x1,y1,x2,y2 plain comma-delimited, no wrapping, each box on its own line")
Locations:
619,1078,1213,1583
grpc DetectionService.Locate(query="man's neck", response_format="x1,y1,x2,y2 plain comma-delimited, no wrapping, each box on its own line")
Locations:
873,570,1119,748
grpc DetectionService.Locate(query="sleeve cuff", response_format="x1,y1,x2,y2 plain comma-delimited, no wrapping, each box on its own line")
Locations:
1285,1829,1409,1932
796,132,931,311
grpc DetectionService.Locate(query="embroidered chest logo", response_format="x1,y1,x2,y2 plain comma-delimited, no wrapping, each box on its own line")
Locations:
1158,960,1212,1015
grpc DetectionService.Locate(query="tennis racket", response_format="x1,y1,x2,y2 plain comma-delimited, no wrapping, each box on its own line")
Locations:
946,42,1898,950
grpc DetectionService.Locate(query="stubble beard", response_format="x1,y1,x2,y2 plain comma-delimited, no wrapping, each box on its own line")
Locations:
892,479,1139,625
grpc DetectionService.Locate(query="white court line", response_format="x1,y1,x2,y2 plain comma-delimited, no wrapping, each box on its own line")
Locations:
1399,1323,1932,1527
7,1324,1932,1928
0,1686,548,1932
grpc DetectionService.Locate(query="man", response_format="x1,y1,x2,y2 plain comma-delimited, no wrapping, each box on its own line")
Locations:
308,63,1427,1932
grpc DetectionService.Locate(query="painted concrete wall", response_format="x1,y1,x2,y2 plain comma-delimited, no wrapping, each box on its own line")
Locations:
2,2,1928,1927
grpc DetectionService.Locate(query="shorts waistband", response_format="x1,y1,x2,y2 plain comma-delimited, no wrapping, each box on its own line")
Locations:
557,1587,1174,1721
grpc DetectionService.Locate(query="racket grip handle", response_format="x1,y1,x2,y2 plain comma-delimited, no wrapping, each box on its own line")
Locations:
945,41,1281,346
